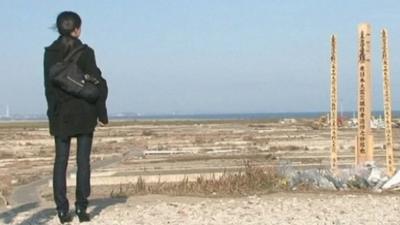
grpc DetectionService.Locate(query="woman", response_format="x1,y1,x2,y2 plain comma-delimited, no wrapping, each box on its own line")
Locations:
44,11,108,223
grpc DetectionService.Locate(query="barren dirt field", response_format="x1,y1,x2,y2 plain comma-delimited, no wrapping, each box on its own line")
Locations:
0,119,400,224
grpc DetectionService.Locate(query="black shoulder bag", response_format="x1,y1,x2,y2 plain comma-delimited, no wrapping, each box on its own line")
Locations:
49,45,100,103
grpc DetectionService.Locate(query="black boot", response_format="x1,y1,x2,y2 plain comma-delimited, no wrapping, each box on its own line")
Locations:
76,208,90,223
57,211,73,224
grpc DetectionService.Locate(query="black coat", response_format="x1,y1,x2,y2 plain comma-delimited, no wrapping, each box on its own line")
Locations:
44,37,108,138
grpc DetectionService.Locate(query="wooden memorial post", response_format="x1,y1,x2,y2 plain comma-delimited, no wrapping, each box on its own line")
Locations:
356,23,374,165
381,29,395,175
330,35,338,171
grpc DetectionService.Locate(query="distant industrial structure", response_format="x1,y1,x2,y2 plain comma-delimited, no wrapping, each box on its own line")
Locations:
330,23,395,175
0,105,11,120
5,105,9,118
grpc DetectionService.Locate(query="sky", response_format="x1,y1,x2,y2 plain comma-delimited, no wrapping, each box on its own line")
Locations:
1,1,400,115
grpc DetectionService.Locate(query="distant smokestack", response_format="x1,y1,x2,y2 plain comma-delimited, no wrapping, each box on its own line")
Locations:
5,105,10,118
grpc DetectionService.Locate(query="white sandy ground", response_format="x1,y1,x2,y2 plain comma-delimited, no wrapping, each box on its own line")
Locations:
1,193,400,225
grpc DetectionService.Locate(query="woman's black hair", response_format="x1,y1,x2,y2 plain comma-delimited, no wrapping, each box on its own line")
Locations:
56,11,82,52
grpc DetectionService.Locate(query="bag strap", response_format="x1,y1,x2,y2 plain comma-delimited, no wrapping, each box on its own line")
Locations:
63,44,87,62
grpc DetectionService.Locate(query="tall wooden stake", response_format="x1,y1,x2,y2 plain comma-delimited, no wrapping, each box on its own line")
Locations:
381,29,395,175
356,23,374,165
330,35,338,171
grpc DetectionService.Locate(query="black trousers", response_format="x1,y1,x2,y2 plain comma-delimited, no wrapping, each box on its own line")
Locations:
53,133,93,212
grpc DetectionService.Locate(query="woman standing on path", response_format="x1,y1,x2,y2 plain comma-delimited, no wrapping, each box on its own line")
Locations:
43,11,108,223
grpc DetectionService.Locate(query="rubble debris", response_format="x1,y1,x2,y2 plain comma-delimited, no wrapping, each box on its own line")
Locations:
382,170,400,190
280,162,395,191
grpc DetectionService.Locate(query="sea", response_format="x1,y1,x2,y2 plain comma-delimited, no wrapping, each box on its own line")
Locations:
2,111,399,121
110,111,398,121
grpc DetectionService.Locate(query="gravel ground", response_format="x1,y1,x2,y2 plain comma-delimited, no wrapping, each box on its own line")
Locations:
1,193,400,225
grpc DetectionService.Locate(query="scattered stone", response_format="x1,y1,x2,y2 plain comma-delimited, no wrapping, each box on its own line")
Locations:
382,170,400,190
347,175,369,189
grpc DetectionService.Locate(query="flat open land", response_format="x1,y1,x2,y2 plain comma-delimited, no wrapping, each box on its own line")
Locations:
2,193,400,225
0,119,400,224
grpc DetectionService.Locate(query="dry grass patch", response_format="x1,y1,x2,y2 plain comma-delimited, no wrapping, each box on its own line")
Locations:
0,175,12,206
110,161,288,198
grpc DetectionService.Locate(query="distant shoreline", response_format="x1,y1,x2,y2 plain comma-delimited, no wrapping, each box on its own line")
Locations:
0,110,396,122
0,111,398,127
